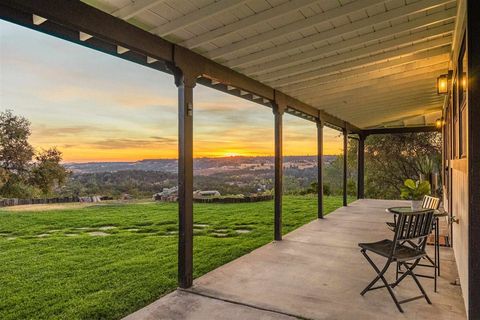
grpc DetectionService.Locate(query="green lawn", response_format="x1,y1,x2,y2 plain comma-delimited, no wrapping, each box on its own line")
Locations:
0,195,349,320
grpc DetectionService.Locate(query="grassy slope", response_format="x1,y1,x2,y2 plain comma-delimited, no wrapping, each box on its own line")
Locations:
0,196,349,320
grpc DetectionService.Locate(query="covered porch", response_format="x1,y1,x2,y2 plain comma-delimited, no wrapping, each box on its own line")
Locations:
125,199,465,319
1,0,478,318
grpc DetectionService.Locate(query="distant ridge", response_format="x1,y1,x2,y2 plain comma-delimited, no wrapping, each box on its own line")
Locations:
64,155,336,174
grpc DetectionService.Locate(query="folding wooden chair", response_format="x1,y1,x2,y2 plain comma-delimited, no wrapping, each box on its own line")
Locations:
359,209,435,313
386,195,442,291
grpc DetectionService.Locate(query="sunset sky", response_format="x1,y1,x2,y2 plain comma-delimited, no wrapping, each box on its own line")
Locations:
0,20,343,162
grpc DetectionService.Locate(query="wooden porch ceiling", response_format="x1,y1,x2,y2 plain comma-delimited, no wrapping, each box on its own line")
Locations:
0,0,456,131
84,0,455,129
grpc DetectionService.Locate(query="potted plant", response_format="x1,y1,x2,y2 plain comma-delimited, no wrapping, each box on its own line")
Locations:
400,179,431,210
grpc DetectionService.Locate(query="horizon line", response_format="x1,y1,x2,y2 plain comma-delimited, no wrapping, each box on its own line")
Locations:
63,154,340,164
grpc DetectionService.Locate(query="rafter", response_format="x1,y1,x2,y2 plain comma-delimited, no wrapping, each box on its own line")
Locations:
32,14,47,25
362,124,440,134
226,0,455,68
292,62,448,97
268,36,452,87
315,87,440,111
242,9,455,75
278,47,449,92
111,0,167,20
308,71,443,99
150,0,247,37
347,104,443,127
318,89,441,112
258,24,453,82
304,90,440,114
205,0,386,59
180,0,319,49
350,103,443,121
329,101,442,126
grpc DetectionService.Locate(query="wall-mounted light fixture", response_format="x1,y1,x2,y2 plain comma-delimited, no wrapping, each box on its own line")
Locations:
437,74,448,94
435,118,444,129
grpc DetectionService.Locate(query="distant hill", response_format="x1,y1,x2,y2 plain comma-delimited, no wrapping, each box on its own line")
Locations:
64,155,337,174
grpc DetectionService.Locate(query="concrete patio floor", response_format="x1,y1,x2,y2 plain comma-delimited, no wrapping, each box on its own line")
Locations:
125,199,466,320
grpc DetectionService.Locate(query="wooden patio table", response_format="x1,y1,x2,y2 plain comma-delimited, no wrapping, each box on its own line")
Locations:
387,206,448,292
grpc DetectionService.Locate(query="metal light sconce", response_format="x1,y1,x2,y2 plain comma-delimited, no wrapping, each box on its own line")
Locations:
437,74,448,94
435,118,444,129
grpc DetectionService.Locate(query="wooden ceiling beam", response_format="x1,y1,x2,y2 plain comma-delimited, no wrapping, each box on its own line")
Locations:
206,0,386,59
284,57,448,96
277,47,449,92
180,0,319,49
355,106,442,128
291,63,447,98
315,92,441,115
362,126,439,135
258,24,453,82
243,8,455,75
268,36,452,87
341,102,442,124
150,0,248,37
111,0,167,20
226,0,455,68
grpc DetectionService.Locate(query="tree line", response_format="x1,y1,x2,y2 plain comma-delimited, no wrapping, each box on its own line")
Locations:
0,110,441,200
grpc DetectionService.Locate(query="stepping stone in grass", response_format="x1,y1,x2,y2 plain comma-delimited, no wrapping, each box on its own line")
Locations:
65,233,79,237
215,229,229,232
211,233,229,237
126,228,139,232
167,231,178,235
235,229,251,234
98,226,116,230
7,237,16,240
193,224,209,228
36,234,49,238
88,231,109,237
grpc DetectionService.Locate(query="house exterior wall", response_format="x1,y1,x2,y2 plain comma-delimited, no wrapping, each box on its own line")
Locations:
443,1,480,317
451,159,468,310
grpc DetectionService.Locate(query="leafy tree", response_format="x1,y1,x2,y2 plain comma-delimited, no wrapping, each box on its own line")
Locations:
30,148,69,196
0,110,34,174
324,139,358,196
364,132,441,199
0,110,69,198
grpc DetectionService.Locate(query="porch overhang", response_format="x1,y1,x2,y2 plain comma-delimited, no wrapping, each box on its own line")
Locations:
1,0,466,314
0,0,455,133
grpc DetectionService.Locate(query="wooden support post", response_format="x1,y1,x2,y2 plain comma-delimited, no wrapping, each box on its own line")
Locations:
357,133,366,199
273,93,286,241
317,119,324,218
343,128,348,206
468,0,480,317
173,68,196,289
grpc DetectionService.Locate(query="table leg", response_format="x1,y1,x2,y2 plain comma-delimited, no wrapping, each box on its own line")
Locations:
434,217,438,292
436,217,440,277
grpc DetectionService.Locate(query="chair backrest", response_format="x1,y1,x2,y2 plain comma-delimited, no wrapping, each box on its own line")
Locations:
422,195,441,210
394,210,435,244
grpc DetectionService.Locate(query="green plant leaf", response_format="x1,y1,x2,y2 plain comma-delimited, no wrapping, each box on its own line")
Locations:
417,181,431,195
404,179,416,189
